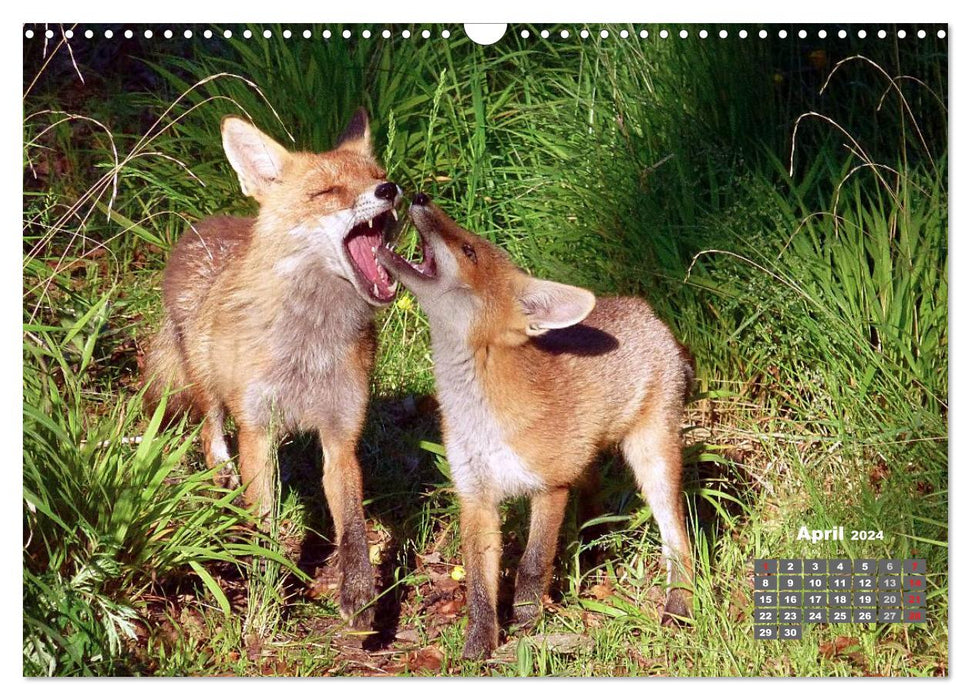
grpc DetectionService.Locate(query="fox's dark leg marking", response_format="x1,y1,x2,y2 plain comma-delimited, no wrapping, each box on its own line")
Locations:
513,487,569,628
321,438,375,630
460,496,502,659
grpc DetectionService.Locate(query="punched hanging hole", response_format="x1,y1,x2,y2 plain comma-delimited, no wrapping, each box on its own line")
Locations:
464,24,507,46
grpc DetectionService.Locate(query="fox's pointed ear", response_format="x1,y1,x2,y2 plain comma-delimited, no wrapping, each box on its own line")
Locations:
517,277,596,337
221,117,291,200
335,107,372,156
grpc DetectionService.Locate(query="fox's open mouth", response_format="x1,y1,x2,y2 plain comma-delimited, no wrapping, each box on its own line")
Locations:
343,211,399,303
376,230,437,281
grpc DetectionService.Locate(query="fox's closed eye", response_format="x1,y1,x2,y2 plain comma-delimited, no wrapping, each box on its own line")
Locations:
462,243,477,264
309,186,341,199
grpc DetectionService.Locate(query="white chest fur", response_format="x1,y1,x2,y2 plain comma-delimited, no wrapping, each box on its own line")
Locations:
432,336,543,500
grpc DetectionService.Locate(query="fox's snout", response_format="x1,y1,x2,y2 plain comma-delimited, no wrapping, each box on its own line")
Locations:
407,192,440,233
375,181,401,202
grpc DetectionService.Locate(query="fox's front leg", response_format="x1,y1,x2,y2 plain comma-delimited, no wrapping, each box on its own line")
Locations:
459,495,502,659
513,487,569,627
321,436,375,630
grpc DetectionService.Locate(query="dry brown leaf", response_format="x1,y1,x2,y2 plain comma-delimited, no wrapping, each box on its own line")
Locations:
581,611,603,630
419,551,443,565
429,573,461,593
820,635,858,658
435,597,464,617
395,628,421,644
406,645,445,674
589,583,614,600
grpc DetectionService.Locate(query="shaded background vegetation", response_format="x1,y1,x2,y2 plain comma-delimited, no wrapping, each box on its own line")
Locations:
23,24,947,676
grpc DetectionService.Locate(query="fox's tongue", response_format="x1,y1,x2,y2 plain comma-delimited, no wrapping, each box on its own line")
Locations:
346,224,395,299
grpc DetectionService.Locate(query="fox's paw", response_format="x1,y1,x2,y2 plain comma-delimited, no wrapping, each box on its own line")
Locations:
660,588,692,627
510,598,542,629
338,560,376,630
511,571,545,628
214,464,241,492
462,620,498,660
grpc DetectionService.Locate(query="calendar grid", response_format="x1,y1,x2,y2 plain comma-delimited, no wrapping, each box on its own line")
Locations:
753,559,926,639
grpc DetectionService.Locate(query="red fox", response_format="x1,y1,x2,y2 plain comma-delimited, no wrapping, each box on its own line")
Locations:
142,109,401,628
377,194,695,658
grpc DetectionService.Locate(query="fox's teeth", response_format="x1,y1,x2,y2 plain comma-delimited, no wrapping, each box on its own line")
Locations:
371,246,377,254
372,283,379,297
368,218,373,228
391,209,399,221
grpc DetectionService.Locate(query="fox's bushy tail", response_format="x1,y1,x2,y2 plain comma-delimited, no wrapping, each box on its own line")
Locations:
142,313,196,422
678,342,696,403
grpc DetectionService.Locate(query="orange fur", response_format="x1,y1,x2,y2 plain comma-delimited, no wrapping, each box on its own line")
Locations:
380,198,695,658
143,110,400,629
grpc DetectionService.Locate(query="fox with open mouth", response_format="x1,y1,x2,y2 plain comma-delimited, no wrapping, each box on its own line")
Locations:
143,108,399,629
377,194,695,658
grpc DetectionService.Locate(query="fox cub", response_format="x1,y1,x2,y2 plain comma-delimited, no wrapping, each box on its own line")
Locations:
143,109,401,628
378,195,694,658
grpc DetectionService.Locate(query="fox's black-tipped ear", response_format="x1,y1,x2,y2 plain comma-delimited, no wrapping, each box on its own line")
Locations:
517,277,596,337
335,107,372,156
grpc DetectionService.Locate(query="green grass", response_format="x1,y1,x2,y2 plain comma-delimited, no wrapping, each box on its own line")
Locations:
23,24,947,676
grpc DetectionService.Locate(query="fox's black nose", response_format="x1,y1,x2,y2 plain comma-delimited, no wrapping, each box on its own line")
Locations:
412,192,431,206
375,182,399,201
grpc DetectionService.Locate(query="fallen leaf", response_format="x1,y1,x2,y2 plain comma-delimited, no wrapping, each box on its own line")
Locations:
419,551,443,565
395,628,421,644
406,645,445,674
589,583,613,600
435,597,463,617
845,651,871,672
869,462,889,489
427,569,461,593
245,634,264,661
820,635,858,659
581,611,603,630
